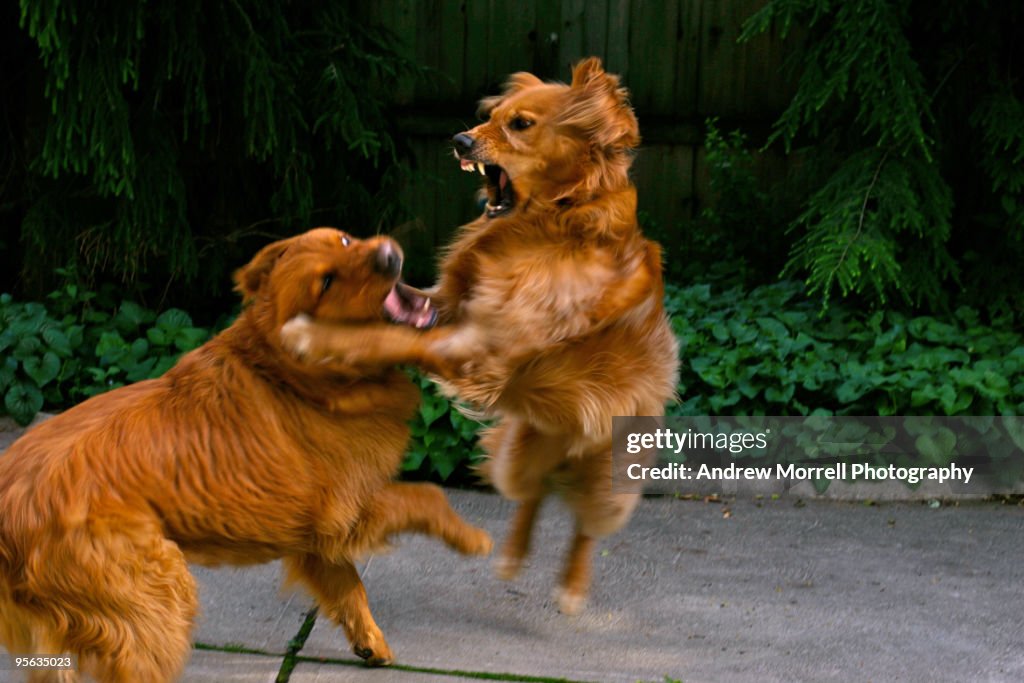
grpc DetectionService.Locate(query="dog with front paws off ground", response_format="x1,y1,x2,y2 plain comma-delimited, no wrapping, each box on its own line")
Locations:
0,228,491,682
281,59,679,615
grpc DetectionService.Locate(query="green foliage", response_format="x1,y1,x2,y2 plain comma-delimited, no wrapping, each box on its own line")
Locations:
783,148,953,308
667,280,1024,418
8,1,423,303
970,89,1024,230
0,279,211,425
404,371,486,483
646,119,793,289
6,277,1020,480
741,0,1023,314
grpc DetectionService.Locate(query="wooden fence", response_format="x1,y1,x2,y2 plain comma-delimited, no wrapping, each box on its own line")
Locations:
357,0,797,261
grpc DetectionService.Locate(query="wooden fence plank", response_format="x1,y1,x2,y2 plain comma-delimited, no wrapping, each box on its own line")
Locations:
391,0,419,104
487,0,537,85
581,0,609,64
437,1,467,103
633,144,696,232
559,0,586,72
628,0,680,116
698,0,791,117
673,0,702,119
463,0,492,97
532,0,563,79
603,0,631,82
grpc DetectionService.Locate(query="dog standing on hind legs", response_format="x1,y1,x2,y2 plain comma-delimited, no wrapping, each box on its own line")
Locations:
281,58,679,614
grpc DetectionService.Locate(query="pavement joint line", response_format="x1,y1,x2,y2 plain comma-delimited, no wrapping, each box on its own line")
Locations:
291,653,600,683
194,638,598,682
193,642,283,657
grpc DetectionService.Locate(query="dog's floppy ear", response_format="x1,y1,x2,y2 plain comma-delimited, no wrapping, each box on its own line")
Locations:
477,71,545,117
234,239,290,301
570,57,610,91
565,57,640,151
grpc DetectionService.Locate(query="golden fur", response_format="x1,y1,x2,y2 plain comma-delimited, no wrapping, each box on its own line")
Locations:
280,59,678,614
0,228,491,682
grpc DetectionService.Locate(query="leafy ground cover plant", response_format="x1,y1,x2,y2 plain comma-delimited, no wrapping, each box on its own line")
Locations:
4,278,1021,481
403,370,486,484
667,280,1024,418
0,279,212,425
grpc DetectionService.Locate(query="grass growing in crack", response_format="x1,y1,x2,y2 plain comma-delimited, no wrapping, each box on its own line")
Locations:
193,642,277,657
275,606,319,682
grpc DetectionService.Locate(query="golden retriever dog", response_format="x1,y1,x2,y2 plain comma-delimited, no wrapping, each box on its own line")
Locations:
0,228,491,682
281,58,679,615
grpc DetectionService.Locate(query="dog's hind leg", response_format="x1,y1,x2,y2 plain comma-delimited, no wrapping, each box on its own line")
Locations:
556,445,642,615
350,483,493,557
284,556,393,666
493,498,542,581
32,524,197,683
554,523,595,615
0,604,80,683
479,419,565,580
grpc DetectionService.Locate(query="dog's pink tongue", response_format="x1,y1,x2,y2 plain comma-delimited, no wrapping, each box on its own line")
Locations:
383,287,435,328
384,288,404,320
499,170,508,190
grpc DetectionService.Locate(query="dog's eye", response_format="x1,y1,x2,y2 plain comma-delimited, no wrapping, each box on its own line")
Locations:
340,235,350,247
509,116,534,131
321,273,334,294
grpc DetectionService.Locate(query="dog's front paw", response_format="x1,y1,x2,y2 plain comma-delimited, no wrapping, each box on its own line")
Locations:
429,324,483,376
464,527,494,556
353,635,394,667
280,314,316,359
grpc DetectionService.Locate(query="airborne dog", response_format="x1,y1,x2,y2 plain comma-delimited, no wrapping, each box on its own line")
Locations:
282,59,679,614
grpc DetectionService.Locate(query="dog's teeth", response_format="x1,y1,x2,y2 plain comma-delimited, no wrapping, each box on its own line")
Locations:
477,163,486,175
423,297,431,311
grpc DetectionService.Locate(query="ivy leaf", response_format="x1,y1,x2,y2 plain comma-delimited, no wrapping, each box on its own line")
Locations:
403,448,428,471
915,428,957,465
174,327,209,352
147,327,168,346
149,356,178,378
130,338,150,360
431,449,458,481
41,327,73,357
419,394,448,427
117,301,154,328
13,336,42,361
156,309,193,332
0,329,14,353
5,382,44,426
0,361,16,390
23,351,61,387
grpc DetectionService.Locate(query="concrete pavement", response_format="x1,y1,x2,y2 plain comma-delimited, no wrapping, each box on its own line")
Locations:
185,492,1024,683
2,417,1023,682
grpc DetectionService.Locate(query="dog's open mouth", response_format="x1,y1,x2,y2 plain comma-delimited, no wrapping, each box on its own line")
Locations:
460,159,515,217
383,281,437,329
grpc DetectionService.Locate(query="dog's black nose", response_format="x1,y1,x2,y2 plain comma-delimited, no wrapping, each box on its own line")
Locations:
374,241,402,277
452,132,475,155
